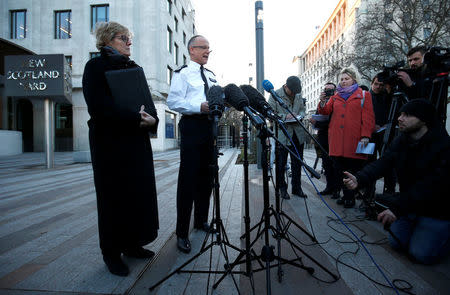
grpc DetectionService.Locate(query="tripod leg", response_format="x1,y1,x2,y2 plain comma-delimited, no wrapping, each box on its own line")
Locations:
279,211,317,242
149,242,215,291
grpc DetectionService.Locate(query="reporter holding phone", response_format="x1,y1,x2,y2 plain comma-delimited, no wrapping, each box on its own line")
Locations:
317,68,375,208
343,99,450,265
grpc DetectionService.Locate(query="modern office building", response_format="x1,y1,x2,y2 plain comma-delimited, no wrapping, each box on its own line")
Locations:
0,0,196,156
296,0,362,114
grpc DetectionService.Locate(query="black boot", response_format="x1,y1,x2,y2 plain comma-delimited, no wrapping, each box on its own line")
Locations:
123,247,155,259
103,254,129,276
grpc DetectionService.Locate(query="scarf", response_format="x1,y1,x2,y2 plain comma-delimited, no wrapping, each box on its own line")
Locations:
337,83,359,100
100,46,138,69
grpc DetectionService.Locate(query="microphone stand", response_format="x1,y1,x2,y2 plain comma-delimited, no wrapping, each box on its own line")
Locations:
149,112,245,294
214,118,336,295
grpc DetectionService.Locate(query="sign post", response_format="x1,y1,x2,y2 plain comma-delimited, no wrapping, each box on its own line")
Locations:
4,54,72,168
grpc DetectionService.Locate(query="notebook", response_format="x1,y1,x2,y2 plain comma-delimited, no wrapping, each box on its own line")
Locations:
105,67,154,115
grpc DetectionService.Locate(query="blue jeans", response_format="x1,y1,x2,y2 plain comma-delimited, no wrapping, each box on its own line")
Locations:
389,214,450,264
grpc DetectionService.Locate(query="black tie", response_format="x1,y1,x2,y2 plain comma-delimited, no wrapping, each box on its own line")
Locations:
200,65,209,96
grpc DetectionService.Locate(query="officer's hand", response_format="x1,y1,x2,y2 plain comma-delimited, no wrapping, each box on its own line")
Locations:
343,171,358,190
201,102,209,113
377,209,397,226
397,71,414,87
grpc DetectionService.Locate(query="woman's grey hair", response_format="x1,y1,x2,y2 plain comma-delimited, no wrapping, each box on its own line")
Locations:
95,21,131,50
340,67,358,83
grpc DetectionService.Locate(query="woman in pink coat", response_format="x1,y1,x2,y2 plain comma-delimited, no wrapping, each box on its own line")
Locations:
318,68,375,208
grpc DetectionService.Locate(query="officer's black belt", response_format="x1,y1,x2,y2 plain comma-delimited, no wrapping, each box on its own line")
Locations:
182,114,209,120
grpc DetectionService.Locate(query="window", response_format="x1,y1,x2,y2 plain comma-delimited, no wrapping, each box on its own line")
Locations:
10,10,26,39
174,43,179,65
183,31,186,45
167,0,172,15
167,66,173,84
423,27,431,39
174,16,178,32
183,55,187,65
165,111,176,138
182,8,186,20
55,10,72,39
91,4,109,31
167,27,173,53
90,52,101,59
192,24,195,34
65,56,72,69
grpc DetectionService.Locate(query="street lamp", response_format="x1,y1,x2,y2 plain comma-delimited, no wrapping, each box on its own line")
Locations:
255,0,264,168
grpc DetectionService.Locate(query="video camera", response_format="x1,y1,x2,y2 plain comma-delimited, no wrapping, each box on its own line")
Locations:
377,61,412,87
423,46,450,74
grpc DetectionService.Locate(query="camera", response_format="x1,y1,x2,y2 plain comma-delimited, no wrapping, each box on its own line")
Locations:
324,88,335,97
377,61,411,87
423,46,450,74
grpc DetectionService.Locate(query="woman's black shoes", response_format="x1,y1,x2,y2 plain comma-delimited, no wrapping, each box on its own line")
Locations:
123,247,155,259
103,255,129,277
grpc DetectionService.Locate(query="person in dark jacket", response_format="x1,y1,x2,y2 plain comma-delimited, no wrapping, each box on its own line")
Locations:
82,21,159,276
369,74,396,194
343,99,450,264
309,82,339,198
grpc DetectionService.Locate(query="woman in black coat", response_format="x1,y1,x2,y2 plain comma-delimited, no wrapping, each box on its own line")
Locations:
82,21,159,276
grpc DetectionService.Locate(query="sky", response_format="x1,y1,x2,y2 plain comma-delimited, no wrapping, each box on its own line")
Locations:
191,0,339,90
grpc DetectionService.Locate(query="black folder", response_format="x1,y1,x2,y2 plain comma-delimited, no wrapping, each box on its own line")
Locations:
105,67,155,116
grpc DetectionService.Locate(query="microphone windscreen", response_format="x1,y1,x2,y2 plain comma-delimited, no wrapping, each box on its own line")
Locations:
262,79,274,92
207,85,224,106
240,85,266,113
223,83,249,111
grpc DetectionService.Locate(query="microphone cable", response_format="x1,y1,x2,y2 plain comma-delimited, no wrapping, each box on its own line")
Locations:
272,121,409,294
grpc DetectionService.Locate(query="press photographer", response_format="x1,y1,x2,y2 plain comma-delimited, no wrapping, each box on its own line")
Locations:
397,45,433,100
343,99,450,264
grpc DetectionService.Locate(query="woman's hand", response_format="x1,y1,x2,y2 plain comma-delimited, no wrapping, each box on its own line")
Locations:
360,137,370,147
139,105,156,128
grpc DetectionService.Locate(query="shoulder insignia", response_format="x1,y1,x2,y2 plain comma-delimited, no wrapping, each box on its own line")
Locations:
209,77,217,83
174,65,188,73
204,67,215,76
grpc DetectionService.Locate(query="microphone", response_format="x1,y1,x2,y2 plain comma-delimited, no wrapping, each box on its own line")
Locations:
262,79,287,108
240,84,281,121
206,85,224,118
223,83,265,128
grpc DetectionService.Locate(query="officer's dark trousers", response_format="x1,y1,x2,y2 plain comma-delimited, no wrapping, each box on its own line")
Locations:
176,115,214,239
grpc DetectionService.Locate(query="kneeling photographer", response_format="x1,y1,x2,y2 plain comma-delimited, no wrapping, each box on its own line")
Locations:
342,99,450,265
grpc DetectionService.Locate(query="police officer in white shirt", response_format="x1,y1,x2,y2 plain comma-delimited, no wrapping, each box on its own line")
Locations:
167,35,218,253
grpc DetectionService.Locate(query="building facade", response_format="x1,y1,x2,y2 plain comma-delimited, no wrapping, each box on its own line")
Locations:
0,0,196,155
297,0,362,114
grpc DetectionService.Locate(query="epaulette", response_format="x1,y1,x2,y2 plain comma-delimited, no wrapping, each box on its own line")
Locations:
174,65,188,73
204,67,215,76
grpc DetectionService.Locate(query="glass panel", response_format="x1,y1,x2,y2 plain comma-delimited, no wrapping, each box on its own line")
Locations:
165,112,176,138
55,10,72,39
174,43,179,65
167,66,173,84
11,10,26,39
91,5,109,31
167,27,172,53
